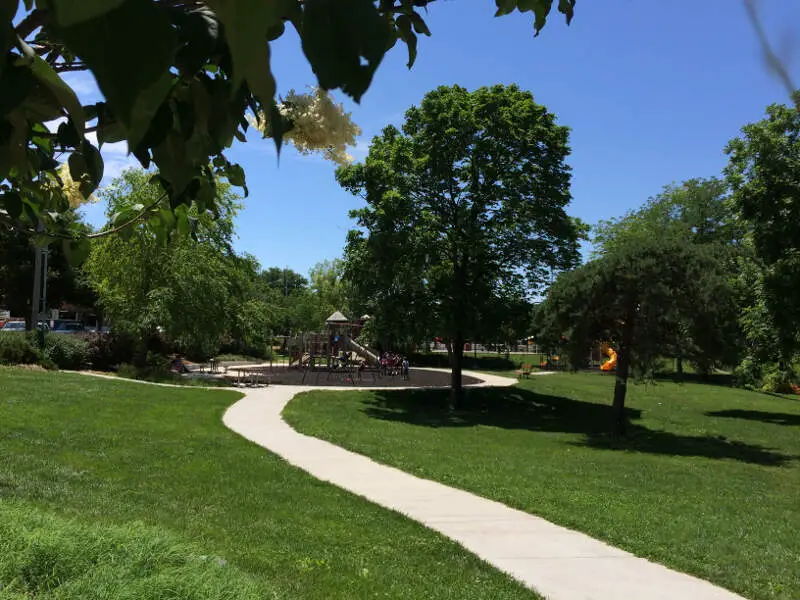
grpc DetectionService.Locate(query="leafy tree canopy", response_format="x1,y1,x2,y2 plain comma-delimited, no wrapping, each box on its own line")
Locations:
83,169,276,359
593,177,739,255
725,100,800,359
536,235,738,435
259,267,308,297
339,83,583,405
0,0,575,253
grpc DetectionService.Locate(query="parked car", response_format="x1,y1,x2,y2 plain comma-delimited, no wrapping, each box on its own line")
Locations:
0,321,25,332
51,320,85,334
84,325,111,334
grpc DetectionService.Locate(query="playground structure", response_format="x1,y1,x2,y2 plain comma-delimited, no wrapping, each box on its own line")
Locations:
287,311,383,384
600,342,617,371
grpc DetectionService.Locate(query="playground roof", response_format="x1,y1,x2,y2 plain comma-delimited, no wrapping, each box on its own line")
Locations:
325,310,349,323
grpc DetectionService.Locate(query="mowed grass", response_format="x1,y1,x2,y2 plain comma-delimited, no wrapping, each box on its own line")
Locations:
284,371,800,600
0,502,274,599
0,368,537,600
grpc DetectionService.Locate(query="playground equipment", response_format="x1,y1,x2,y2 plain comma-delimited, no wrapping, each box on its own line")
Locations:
287,311,381,384
343,334,380,365
600,343,617,371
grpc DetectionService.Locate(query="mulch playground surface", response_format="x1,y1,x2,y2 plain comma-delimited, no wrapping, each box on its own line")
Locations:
253,366,482,388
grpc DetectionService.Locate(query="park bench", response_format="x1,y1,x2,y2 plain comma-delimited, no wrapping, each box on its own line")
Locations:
516,363,533,379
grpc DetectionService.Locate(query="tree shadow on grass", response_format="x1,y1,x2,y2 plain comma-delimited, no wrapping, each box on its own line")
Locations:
654,372,736,387
362,387,793,467
706,409,800,427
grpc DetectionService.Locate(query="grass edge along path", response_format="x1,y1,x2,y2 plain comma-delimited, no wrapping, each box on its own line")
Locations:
283,372,800,600
0,367,539,600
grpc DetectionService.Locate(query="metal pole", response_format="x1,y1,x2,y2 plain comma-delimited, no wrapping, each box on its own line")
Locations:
29,244,42,331
40,247,48,318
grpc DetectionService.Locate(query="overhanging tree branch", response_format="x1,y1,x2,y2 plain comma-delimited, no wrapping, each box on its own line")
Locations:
743,0,799,109
15,8,47,40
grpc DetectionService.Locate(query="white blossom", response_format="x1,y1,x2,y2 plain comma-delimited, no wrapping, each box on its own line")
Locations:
41,163,96,208
249,87,362,165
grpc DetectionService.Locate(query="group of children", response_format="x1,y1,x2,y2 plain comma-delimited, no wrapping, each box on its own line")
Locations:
330,349,410,381
379,352,410,380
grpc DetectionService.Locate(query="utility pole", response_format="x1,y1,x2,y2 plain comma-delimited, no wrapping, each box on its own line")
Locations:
29,244,42,331
28,216,49,338
29,245,47,333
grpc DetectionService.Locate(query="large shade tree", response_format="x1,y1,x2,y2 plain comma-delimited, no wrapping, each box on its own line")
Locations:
83,169,278,359
725,100,800,363
592,177,743,375
536,235,738,436
339,84,583,406
0,0,576,252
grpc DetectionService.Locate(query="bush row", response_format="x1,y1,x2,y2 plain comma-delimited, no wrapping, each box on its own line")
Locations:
0,332,134,372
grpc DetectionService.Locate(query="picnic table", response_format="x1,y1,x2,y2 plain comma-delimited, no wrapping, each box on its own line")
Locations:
227,365,273,387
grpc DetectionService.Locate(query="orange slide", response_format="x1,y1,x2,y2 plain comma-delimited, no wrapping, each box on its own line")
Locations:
600,343,617,371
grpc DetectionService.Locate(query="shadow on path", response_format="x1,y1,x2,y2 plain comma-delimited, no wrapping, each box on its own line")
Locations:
706,409,800,427
362,387,792,467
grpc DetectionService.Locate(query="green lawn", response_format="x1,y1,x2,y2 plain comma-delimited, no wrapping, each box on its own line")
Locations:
0,367,536,600
284,371,800,600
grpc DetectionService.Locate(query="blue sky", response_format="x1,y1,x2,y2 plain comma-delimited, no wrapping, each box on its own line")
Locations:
76,1,800,277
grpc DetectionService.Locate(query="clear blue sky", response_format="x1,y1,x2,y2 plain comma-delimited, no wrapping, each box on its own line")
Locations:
78,1,800,277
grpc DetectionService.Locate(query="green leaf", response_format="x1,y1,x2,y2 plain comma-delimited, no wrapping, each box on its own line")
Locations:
301,0,394,102
225,162,248,195
56,0,177,141
409,12,431,36
205,0,293,108
395,15,417,69
159,207,175,230
0,191,22,219
531,0,552,35
0,65,33,118
494,0,516,17
57,120,80,147
67,141,104,196
68,151,88,188
152,131,195,198
21,197,38,226
0,110,28,178
24,54,86,132
173,5,220,76
62,237,91,266
558,0,575,25
0,0,17,79
81,140,104,190
50,0,126,27
176,209,190,236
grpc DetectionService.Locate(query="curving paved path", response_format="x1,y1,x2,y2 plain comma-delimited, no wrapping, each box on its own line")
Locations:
222,369,747,600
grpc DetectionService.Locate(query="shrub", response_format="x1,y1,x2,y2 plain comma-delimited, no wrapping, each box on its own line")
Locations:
117,352,171,381
81,332,136,371
0,332,40,365
0,502,273,600
760,364,795,394
42,335,90,371
733,357,762,389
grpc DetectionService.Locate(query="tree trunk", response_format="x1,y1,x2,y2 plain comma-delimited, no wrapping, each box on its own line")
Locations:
449,333,464,409
676,356,683,380
611,312,636,437
611,349,630,436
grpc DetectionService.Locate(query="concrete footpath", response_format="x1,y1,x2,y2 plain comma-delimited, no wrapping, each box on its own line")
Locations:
222,370,747,600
